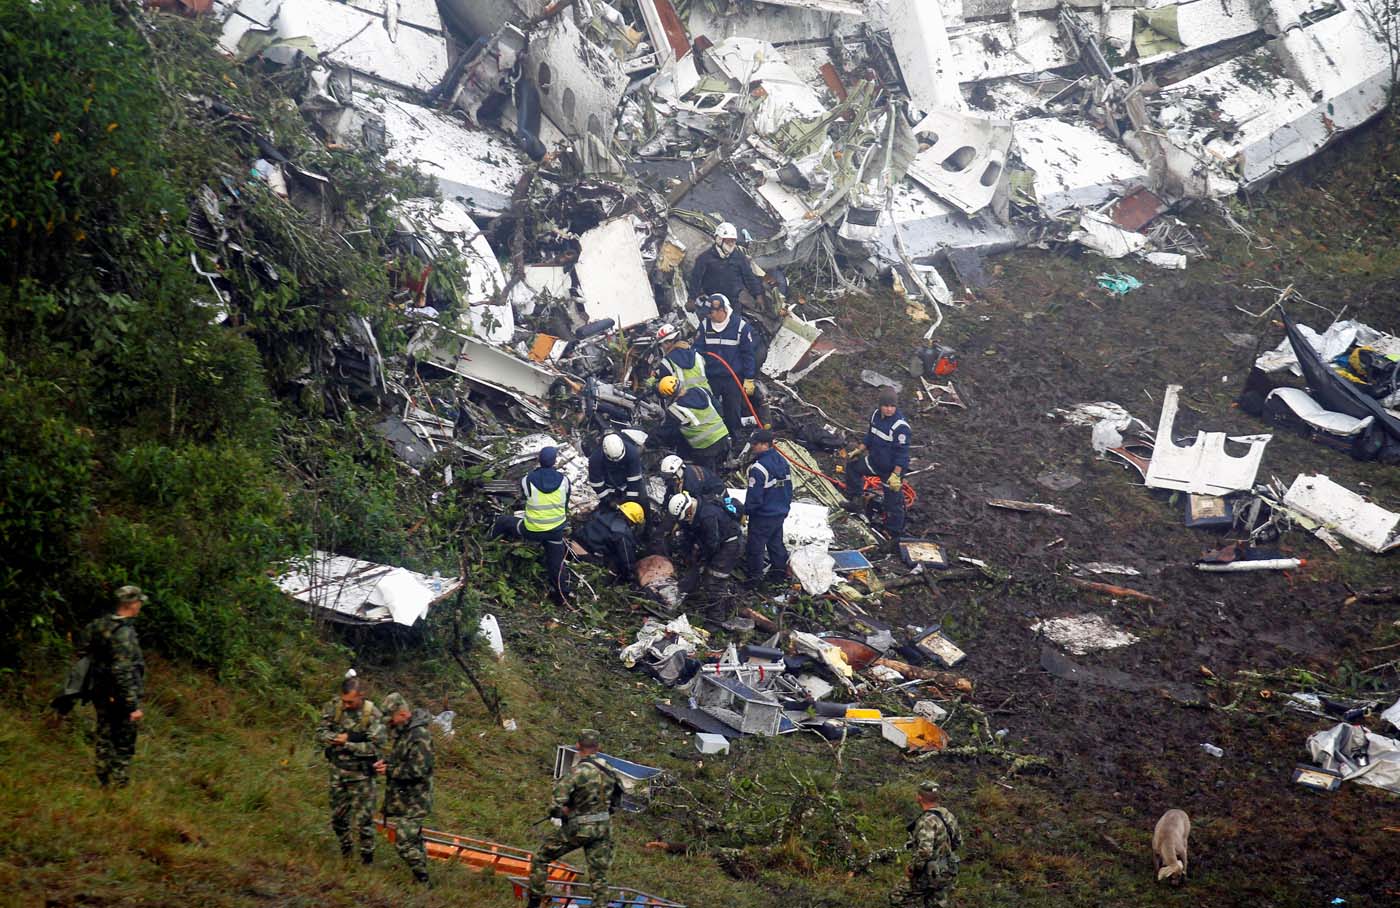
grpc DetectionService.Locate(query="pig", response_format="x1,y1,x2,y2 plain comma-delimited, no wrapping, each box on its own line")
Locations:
1152,809,1191,884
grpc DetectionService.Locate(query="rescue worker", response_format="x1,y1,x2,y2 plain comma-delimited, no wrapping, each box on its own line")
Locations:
890,780,962,908
575,501,646,582
527,728,624,908
655,323,710,394
317,675,386,863
696,293,757,439
82,585,147,788
656,375,730,471
845,386,911,540
375,692,434,887
490,446,571,605
660,454,725,502
743,430,791,589
587,432,645,510
689,221,764,311
668,492,742,603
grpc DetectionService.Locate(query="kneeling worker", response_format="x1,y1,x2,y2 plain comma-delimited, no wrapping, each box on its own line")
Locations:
588,432,645,511
657,375,730,471
668,492,741,599
575,501,646,583
490,446,571,605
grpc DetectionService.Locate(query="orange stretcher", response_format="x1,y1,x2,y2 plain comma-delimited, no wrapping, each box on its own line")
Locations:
375,821,581,882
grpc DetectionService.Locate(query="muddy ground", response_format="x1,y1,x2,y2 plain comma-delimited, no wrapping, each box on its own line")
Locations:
775,118,1400,906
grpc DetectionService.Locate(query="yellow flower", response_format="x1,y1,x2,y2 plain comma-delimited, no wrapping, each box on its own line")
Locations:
107,122,119,132
110,166,119,177
84,98,92,112
52,131,62,144
52,170,62,181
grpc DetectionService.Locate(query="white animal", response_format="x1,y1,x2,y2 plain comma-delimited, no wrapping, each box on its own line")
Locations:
1153,809,1191,884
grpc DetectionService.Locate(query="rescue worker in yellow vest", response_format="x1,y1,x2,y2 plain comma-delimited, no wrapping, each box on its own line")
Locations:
654,323,711,394
656,375,731,471
490,446,571,605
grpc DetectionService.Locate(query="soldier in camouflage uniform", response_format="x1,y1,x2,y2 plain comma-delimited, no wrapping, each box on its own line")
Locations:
890,780,962,908
527,729,623,908
83,586,147,787
375,692,434,886
316,675,386,863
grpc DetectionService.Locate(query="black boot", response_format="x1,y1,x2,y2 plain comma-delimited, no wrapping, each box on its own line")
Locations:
360,851,373,866
412,868,431,887
525,894,543,908
340,844,353,860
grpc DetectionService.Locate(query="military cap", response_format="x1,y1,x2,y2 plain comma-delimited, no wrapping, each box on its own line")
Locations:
918,779,940,795
879,386,898,407
578,728,601,748
382,692,410,714
115,585,148,603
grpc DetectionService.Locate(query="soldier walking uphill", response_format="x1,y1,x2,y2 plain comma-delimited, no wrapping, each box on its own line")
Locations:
317,675,385,863
527,729,623,908
890,780,962,908
375,692,435,886
83,585,147,788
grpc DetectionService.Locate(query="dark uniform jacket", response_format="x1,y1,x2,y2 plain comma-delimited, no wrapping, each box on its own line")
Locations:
864,407,912,476
384,708,434,818
669,463,725,501
588,437,645,503
576,509,640,579
697,312,756,385
744,450,792,518
690,245,763,304
680,499,741,562
83,614,144,713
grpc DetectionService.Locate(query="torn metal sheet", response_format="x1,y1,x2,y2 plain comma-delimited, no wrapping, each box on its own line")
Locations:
222,0,448,92
887,0,963,114
1144,385,1270,496
1033,614,1139,655
379,99,527,216
1015,119,1149,215
636,0,689,67
761,316,823,379
905,110,1012,216
395,198,512,344
275,551,460,626
705,38,828,138
1265,388,1375,438
410,329,559,413
574,218,660,330
528,8,628,152
988,499,1070,517
1282,474,1400,554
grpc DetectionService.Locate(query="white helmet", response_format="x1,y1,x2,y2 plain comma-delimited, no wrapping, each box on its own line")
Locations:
660,454,684,477
602,433,626,461
667,492,696,520
715,222,737,241
656,323,680,344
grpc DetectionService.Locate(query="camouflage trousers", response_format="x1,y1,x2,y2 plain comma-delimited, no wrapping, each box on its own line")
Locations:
387,811,428,878
529,821,612,906
890,874,953,908
328,774,377,858
95,706,138,787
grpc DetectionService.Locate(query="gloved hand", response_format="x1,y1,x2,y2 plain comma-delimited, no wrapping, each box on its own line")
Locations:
887,473,903,491
742,379,756,396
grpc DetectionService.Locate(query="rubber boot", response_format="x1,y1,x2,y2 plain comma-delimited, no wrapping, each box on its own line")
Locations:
413,868,431,887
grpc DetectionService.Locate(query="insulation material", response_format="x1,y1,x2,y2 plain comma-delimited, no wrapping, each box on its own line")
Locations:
789,544,837,595
1144,385,1270,496
1282,474,1400,553
574,218,659,329
728,490,834,550
275,551,460,626
1069,210,1150,259
1031,614,1139,654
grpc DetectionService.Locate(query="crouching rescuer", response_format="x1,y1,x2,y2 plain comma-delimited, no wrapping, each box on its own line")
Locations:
491,445,571,605
528,728,624,908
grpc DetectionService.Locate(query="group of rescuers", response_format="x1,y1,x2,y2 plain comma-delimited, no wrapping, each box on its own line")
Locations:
69,223,953,905
75,588,961,906
490,221,914,613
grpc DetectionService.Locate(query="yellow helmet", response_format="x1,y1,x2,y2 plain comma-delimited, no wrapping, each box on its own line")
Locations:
657,375,679,397
619,501,646,525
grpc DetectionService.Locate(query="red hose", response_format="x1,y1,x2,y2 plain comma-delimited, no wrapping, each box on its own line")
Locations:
699,351,914,505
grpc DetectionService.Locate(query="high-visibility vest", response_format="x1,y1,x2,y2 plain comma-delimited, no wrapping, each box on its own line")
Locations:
671,350,711,393
673,392,729,451
524,476,568,532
